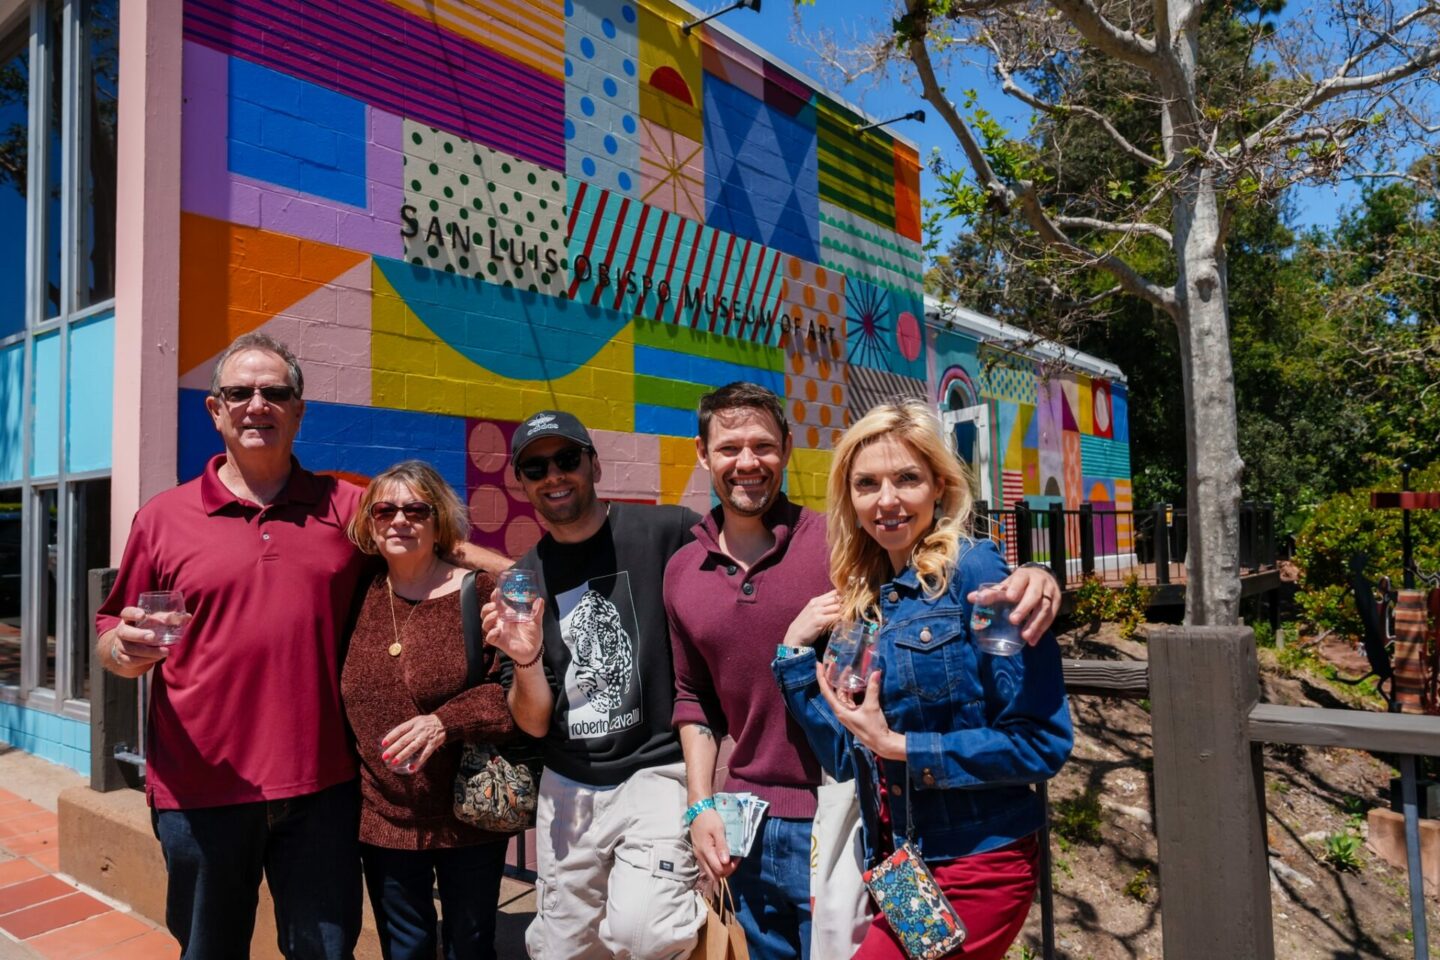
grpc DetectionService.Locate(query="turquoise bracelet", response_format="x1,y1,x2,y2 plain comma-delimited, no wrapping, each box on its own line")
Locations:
683,797,715,827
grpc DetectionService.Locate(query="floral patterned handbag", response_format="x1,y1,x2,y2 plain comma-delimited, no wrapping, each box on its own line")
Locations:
857,751,967,960
862,840,967,960
452,571,544,833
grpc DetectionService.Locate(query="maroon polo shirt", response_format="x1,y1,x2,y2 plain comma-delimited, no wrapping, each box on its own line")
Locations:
664,497,834,818
97,455,369,810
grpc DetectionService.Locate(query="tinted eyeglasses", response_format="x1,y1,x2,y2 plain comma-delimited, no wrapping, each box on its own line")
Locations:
516,446,588,482
369,501,435,523
215,384,299,405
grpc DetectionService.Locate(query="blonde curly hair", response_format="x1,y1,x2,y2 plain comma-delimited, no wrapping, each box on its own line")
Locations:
827,400,975,624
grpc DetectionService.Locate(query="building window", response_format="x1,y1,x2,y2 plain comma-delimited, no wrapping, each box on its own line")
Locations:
67,477,107,700
0,0,117,720
0,30,28,340
78,0,116,309
0,487,19,687
35,485,57,690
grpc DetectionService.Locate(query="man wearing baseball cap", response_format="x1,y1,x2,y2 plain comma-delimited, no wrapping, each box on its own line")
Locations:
480,410,706,960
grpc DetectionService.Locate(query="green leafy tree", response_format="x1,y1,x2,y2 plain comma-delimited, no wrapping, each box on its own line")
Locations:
811,0,1440,623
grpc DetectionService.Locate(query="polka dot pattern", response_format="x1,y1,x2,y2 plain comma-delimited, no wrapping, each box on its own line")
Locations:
565,0,641,197
403,121,568,296
466,417,546,558
778,256,848,450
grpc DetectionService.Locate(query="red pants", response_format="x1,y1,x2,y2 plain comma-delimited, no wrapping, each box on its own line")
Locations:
853,834,1039,960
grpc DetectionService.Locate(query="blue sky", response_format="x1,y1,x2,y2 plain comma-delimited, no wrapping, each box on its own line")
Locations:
717,0,1364,248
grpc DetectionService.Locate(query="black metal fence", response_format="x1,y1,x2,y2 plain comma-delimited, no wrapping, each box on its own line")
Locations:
973,500,1278,589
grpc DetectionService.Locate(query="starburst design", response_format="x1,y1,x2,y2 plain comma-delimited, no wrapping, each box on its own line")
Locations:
846,282,892,371
641,122,704,221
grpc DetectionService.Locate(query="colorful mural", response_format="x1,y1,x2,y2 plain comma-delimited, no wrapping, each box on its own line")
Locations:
176,0,1131,558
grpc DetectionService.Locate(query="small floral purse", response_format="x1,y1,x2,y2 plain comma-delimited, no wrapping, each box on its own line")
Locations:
857,750,967,960
452,571,544,833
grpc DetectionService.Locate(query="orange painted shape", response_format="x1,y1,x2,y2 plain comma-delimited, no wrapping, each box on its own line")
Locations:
179,214,368,377
894,143,922,243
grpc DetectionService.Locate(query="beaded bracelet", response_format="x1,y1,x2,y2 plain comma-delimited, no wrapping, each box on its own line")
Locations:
682,796,715,827
513,645,545,670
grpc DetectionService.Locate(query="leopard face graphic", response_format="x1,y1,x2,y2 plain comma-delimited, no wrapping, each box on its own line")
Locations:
568,589,633,713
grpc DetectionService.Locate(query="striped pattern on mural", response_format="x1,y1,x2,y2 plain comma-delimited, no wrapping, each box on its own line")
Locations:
185,0,565,170
382,0,565,79
566,180,785,340
1080,434,1131,477
816,99,897,229
819,201,924,293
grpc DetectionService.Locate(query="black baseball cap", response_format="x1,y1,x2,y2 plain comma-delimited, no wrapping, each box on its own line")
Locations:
511,410,595,466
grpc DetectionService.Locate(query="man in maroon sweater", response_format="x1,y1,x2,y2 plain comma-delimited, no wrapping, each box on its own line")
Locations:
664,382,1061,960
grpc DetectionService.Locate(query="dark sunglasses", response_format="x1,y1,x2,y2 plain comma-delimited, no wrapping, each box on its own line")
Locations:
215,384,298,405
369,501,435,523
516,446,588,482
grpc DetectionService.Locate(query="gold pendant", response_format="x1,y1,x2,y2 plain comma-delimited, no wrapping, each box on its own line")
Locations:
388,642,403,657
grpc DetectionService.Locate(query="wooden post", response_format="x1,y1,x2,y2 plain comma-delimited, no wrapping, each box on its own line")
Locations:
1047,502,1066,589
1147,625,1274,960
88,568,142,792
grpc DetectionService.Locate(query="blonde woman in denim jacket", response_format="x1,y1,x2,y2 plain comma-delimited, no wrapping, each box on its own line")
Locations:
776,401,1073,960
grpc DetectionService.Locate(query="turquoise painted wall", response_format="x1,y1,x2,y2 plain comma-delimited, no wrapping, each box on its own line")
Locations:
0,702,91,774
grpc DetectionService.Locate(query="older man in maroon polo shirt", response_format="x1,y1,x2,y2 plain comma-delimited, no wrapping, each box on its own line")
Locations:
96,333,506,960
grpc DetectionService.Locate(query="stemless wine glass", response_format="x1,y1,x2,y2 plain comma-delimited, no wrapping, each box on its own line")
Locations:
378,736,419,775
823,620,879,692
970,582,1023,656
499,568,539,623
137,590,191,646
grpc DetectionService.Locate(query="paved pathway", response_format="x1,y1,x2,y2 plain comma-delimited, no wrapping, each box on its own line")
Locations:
0,775,179,960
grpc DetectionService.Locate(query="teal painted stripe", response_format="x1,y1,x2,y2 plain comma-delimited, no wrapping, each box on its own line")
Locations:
0,701,90,775
819,213,924,263
1079,434,1130,478
819,238,925,282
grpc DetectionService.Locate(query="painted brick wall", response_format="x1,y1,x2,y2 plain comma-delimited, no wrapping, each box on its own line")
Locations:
173,0,1130,555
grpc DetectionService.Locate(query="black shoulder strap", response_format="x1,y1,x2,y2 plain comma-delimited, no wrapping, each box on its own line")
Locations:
460,570,485,690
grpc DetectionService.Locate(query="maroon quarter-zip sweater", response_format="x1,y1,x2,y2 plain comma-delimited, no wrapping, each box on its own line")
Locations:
663,496,833,818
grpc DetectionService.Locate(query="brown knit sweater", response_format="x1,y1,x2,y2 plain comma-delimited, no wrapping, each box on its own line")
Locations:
340,572,516,849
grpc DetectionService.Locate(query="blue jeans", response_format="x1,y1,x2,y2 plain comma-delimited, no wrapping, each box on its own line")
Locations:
730,816,813,960
152,779,363,960
360,840,508,960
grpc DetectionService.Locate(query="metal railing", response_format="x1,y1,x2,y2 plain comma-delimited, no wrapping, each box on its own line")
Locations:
1052,632,1437,960
975,500,1278,590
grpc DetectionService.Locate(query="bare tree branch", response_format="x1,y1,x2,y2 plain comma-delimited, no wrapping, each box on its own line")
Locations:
905,0,1179,315
986,35,1165,169
1053,215,1175,244
1030,0,1162,73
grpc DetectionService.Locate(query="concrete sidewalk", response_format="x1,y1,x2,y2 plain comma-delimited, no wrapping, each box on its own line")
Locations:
0,747,538,959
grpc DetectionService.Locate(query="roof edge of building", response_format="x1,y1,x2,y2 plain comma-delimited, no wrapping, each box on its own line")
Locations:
923,295,1127,383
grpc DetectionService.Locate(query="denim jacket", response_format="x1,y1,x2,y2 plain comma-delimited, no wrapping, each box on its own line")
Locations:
774,538,1073,863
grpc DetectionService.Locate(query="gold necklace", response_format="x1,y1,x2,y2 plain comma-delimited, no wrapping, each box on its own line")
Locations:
386,579,423,657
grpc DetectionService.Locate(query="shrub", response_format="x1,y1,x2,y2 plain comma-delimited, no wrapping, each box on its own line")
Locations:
1053,787,1105,845
1071,574,1151,641
1322,831,1365,872
1294,463,1440,636
1123,866,1153,902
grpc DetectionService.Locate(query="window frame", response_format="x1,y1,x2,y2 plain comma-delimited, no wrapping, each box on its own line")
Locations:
0,0,116,723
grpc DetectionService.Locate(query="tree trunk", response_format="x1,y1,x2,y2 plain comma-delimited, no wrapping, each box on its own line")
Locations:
1172,169,1243,625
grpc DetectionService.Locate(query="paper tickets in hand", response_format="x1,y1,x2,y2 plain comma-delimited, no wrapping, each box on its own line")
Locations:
714,792,769,858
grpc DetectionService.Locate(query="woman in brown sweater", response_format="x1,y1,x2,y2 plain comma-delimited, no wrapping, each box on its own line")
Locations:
342,460,516,960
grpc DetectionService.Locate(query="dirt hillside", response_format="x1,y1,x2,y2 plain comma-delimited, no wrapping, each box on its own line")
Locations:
1006,625,1435,960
